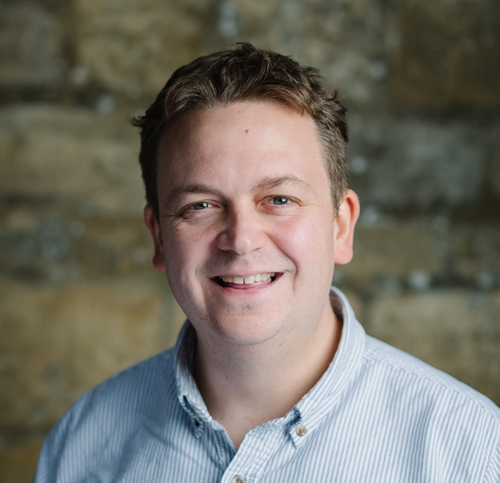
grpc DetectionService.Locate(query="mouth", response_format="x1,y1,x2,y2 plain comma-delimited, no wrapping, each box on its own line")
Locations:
212,272,282,288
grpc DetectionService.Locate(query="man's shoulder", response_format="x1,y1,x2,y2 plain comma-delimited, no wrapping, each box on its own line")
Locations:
54,347,178,436
34,347,188,481
90,346,176,399
363,334,500,423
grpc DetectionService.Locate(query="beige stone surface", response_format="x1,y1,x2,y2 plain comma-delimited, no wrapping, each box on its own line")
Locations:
491,125,500,202
0,106,144,216
70,0,391,109
348,115,487,210
73,217,154,276
389,0,500,108
0,438,43,483
0,211,155,279
74,0,211,97
450,226,500,281
0,2,64,88
0,278,185,431
368,290,500,405
341,224,446,286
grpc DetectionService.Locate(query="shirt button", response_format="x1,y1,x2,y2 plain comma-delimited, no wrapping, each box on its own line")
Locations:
295,424,307,437
231,476,246,483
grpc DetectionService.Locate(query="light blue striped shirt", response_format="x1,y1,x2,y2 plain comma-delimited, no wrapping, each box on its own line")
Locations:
34,287,500,482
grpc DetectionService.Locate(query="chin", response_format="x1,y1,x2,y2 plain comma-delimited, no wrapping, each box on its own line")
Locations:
209,313,284,346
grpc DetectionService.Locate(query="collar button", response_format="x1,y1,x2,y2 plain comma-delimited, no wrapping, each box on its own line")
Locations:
295,424,307,437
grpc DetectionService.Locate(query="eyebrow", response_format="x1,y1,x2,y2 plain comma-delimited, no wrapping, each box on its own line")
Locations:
164,175,314,209
165,183,224,209
254,175,314,192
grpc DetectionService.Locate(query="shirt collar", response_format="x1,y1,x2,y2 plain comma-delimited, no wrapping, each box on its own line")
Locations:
174,286,366,439
291,287,366,440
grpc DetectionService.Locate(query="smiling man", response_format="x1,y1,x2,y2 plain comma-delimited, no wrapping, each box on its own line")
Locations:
144,100,357,449
34,44,499,482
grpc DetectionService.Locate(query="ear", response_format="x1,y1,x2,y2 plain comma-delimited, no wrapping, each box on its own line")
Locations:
334,189,360,265
144,205,166,272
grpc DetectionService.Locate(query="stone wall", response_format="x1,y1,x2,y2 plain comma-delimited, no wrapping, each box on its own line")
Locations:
0,0,499,481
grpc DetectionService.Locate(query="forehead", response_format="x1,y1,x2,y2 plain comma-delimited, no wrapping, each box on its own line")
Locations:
163,101,320,149
156,101,330,198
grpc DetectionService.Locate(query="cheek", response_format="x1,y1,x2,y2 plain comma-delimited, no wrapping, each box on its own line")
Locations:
271,215,335,269
163,224,216,284
163,230,197,283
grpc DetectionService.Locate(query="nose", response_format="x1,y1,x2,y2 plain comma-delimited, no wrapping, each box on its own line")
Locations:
216,206,267,255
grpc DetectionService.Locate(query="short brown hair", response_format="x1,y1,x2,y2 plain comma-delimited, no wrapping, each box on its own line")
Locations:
132,43,349,218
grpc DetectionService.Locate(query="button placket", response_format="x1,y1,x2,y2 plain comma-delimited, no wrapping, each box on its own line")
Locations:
189,408,205,437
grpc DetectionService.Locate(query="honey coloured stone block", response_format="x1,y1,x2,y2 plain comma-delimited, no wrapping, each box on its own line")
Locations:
368,290,500,405
0,279,185,431
388,0,500,108
0,106,144,217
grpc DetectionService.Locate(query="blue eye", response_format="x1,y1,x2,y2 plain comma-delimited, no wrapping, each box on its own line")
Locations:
270,196,290,205
192,202,212,210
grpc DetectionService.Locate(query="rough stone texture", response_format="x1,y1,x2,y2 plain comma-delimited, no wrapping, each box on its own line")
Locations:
367,291,500,404
491,124,500,202
389,0,500,109
0,438,44,483
348,115,488,210
0,106,144,217
0,0,499,481
0,279,185,432
0,2,64,90
340,223,447,289
73,0,212,98
450,226,500,283
0,210,155,281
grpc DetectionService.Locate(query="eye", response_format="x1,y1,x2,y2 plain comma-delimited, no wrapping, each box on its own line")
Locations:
178,200,217,219
191,201,213,210
268,196,291,206
261,195,299,214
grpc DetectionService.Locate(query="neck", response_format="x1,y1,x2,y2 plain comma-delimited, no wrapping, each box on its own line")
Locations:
192,302,342,449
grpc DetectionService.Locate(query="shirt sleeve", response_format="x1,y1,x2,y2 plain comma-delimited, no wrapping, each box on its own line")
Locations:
33,428,58,482
32,405,74,482
484,441,500,483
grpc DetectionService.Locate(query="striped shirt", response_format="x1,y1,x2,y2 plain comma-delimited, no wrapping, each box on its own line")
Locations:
34,287,500,482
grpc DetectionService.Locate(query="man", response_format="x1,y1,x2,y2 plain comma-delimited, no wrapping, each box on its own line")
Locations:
35,43,499,482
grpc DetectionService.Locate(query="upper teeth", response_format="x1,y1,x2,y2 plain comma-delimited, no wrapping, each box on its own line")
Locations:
220,273,275,284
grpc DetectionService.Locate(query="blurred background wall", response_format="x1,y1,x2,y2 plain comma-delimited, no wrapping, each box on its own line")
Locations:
0,0,499,481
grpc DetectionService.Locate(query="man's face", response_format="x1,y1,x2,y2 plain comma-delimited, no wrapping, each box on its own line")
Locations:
146,101,357,348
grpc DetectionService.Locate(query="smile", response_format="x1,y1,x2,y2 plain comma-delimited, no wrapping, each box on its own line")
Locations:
213,272,281,288
220,273,275,284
